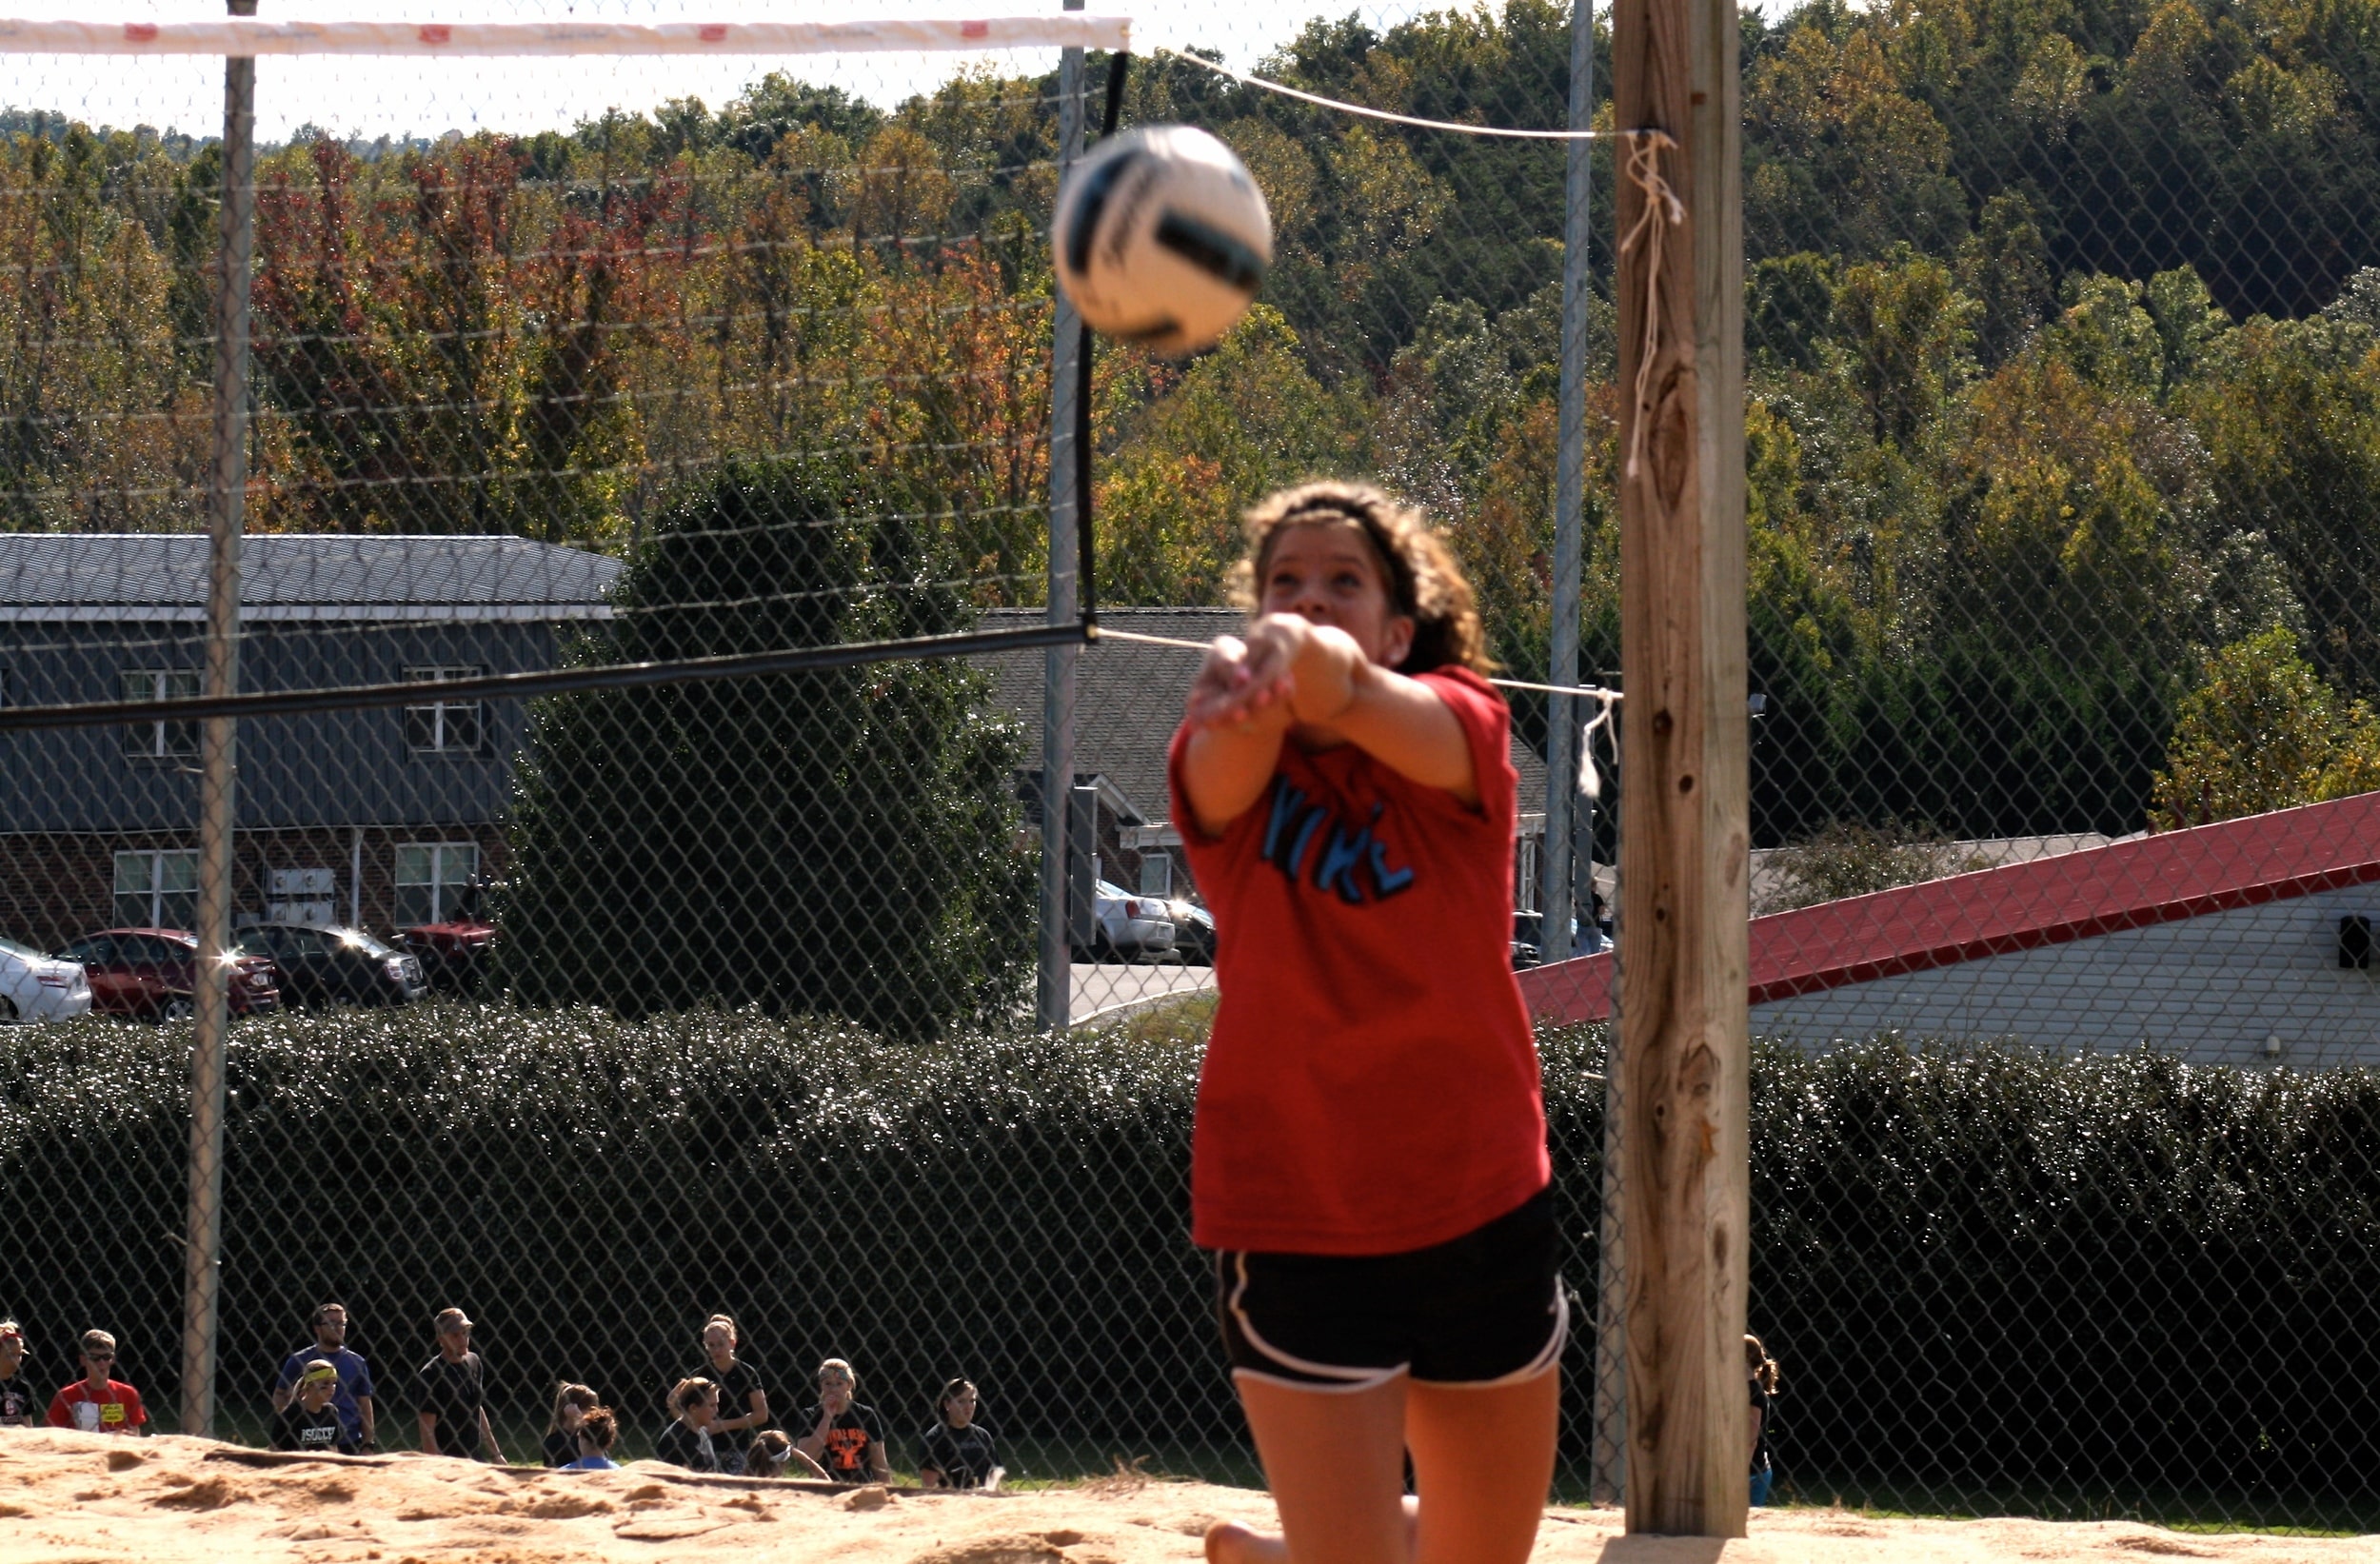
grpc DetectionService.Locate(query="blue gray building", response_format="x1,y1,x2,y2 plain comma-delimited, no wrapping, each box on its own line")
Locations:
0,534,620,947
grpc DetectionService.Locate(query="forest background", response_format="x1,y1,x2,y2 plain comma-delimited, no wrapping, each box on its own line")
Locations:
7,0,2380,848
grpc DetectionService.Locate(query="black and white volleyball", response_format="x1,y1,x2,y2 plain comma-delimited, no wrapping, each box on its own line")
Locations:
1052,125,1273,356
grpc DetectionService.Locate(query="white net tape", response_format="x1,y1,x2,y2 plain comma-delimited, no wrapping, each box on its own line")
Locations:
0,13,1132,57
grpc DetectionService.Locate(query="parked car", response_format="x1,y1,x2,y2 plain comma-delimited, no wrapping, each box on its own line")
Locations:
54,929,281,1020
236,922,428,1009
1163,898,1217,964
0,934,91,1022
1074,881,1176,960
394,917,495,995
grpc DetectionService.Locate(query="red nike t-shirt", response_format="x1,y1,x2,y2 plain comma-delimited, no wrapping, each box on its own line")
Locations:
1169,665,1550,1256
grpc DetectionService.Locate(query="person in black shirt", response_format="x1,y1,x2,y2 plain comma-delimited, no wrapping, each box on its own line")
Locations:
415,1307,506,1462
918,1377,999,1490
795,1357,890,1484
273,1360,356,1454
654,1377,724,1473
544,1382,599,1467
688,1315,770,1471
0,1319,37,1428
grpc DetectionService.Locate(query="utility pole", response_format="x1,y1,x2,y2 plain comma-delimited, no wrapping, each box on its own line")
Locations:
1540,0,1597,966
1610,0,1749,1532
184,0,257,1439
1037,1,1088,1033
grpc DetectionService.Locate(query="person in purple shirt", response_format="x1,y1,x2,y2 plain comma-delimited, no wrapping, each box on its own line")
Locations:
271,1302,377,1452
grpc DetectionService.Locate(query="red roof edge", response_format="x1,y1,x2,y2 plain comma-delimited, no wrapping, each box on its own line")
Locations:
1517,790,2380,1025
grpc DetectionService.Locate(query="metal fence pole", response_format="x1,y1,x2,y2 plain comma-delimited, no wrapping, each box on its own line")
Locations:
1037,4,1088,1033
183,0,257,1440
1591,707,1628,1507
1539,0,1597,965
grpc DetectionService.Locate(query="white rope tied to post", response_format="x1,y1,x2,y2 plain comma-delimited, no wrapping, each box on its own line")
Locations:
0,14,1134,56
1156,45,1611,140
1616,129,1683,484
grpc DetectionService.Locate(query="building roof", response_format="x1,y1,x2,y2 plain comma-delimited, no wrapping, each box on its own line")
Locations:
0,533,623,622
1517,790,2380,1024
978,607,1552,828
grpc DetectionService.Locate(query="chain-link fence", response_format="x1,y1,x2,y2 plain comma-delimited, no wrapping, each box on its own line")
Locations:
0,0,2374,1537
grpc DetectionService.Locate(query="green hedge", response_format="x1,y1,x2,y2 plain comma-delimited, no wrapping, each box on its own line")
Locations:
0,1009,2373,1525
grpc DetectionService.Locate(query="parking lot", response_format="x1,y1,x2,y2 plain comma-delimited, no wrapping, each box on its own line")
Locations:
1070,960,1216,1024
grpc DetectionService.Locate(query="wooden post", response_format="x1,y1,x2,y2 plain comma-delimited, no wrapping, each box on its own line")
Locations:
1611,0,1748,1534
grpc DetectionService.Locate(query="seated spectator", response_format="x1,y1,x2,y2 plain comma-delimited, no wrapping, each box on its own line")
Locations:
794,1358,888,1484
270,1302,376,1454
0,1320,37,1428
560,1406,621,1471
740,1427,828,1480
688,1315,770,1473
272,1360,356,1454
544,1382,600,1468
47,1330,146,1435
918,1377,999,1490
654,1377,723,1473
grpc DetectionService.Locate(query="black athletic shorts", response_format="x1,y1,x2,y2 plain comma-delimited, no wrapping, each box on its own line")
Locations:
1212,1187,1566,1389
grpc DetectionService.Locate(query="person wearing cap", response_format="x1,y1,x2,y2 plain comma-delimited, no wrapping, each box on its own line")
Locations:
272,1359,357,1454
415,1308,504,1462
46,1330,147,1435
270,1302,376,1452
0,1320,36,1427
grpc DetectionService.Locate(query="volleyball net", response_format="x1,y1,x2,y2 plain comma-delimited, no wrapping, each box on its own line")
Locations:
0,0,2373,1533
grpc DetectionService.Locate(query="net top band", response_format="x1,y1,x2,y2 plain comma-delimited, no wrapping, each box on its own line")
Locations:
0,14,1132,56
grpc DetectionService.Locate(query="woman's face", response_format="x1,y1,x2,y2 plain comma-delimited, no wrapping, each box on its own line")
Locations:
942,1386,978,1430
559,1402,585,1433
688,1390,720,1429
1259,521,1414,669
818,1368,854,1416
702,1323,734,1362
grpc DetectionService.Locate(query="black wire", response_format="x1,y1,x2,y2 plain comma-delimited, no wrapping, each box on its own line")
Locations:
0,622,1093,733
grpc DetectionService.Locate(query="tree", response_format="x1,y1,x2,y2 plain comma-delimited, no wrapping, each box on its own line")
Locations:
2148,625,2380,827
494,457,1032,1037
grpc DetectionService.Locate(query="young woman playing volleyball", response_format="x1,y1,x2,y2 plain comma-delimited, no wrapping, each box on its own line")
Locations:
1170,482,1562,1564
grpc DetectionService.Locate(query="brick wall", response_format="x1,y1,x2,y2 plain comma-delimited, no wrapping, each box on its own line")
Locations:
0,824,510,950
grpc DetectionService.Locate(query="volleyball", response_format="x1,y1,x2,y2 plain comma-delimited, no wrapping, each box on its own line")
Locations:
1053,125,1273,356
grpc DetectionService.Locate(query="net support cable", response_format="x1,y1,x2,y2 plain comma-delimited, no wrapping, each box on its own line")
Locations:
0,623,1094,733
0,14,1133,56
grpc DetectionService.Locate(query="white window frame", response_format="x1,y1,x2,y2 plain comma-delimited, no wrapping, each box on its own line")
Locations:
113,848,199,930
394,841,480,926
403,665,486,756
121,669,200,760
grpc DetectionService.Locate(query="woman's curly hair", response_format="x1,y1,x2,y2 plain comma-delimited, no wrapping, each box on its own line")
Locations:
1226,480,1492,676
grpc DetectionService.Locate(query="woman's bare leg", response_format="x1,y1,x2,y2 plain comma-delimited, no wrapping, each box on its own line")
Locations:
1404,1364,1560,1564
1205,1373,1411,1564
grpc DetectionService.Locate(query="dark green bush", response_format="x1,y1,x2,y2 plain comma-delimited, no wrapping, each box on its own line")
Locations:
0,1011,2373,1523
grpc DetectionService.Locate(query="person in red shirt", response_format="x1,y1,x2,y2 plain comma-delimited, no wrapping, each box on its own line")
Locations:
1171,482,1560,1564
47,1329,148,1435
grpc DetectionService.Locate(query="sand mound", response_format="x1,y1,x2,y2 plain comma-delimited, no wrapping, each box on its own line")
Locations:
0,1429,2371,1563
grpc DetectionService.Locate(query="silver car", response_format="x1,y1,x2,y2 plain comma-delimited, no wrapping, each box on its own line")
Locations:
1084,880,1176,960
0,934,91,1023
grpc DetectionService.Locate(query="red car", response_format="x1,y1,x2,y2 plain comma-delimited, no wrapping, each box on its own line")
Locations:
53,928,281,1020
393,917,494,994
